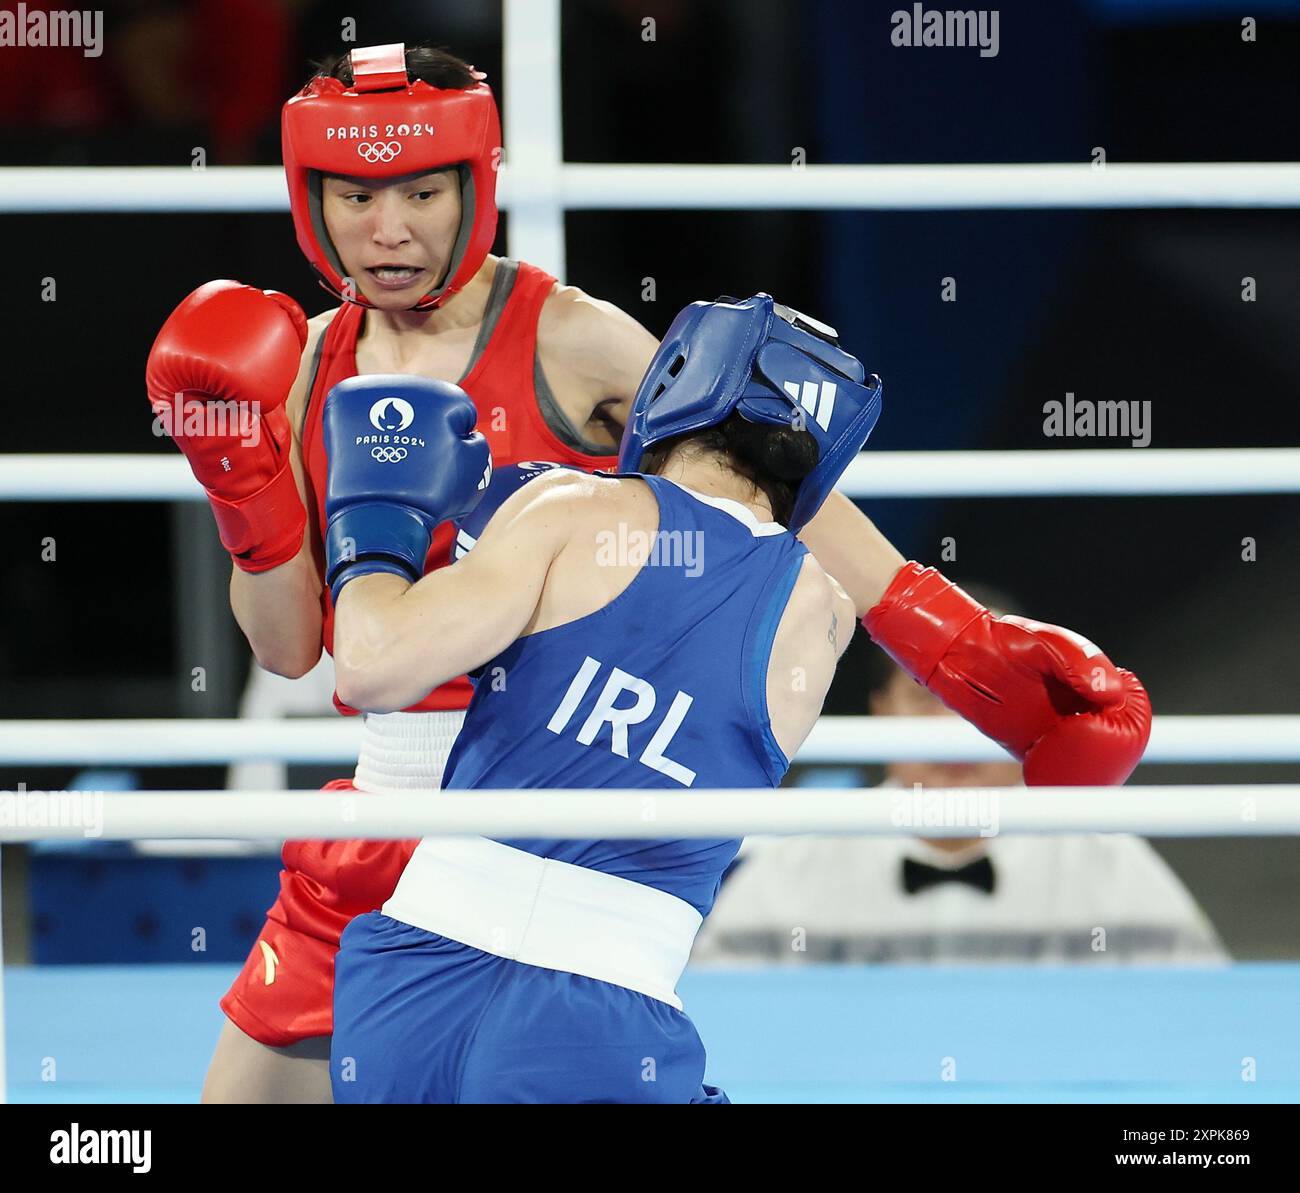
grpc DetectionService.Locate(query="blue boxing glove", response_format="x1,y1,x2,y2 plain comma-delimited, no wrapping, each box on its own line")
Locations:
323,374,491,602
449,460,577,561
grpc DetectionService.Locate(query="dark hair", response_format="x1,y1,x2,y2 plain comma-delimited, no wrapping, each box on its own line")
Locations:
313,44,478,90
640,412,820,527
864,580,1027,699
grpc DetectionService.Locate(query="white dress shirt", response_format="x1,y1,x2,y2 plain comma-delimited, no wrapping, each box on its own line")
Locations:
692,795,1227,966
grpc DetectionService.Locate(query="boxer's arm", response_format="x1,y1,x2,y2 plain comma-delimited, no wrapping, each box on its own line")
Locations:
537,285,658,443
333,472,575,713
766,558,857,760
796,490,907,618
227,310,333,677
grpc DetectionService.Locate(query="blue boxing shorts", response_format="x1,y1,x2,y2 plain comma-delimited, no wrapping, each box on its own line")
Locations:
331,911,730,1104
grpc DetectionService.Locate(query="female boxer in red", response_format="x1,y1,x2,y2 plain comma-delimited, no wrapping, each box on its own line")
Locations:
146,43,1150,1103
148,43,656,1102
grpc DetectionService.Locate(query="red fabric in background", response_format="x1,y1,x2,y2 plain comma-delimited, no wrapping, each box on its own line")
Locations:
193,0,292,162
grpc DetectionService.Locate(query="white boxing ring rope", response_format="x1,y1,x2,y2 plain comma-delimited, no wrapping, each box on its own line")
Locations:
4,448,1300,501
0,715,1297,765
4,162,1300,214
1,787,1299,843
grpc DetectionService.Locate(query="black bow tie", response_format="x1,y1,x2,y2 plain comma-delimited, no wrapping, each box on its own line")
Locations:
901,855,996,896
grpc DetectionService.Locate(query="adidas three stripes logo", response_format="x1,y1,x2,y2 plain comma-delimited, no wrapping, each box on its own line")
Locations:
782,379,837,431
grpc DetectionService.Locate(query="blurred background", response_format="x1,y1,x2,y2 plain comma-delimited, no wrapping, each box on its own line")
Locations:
2,0,1298,967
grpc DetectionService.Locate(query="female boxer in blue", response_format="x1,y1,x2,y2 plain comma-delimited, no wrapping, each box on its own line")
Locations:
321,294,878,1102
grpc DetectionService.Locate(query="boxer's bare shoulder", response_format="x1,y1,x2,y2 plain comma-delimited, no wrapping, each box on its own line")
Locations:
784,556,857,662
536,283,658,434
538,282,650,347
765,555,857,758
537,466,655,524
490,466,640,534
477,469,655,580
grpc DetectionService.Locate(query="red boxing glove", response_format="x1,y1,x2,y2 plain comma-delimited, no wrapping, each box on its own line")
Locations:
146,281,309,572
863,563,1152,786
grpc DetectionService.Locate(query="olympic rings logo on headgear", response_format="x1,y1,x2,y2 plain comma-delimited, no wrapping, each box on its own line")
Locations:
357,141,402,163
371,446,408,463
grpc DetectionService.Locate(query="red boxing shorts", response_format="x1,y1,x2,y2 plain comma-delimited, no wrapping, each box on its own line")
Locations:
220,779,418,1046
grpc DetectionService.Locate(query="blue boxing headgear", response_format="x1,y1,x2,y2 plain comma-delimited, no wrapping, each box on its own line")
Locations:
618,294,883,532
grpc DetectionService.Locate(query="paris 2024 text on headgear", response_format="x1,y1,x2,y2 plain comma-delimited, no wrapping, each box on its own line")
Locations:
281,42,501,312
618,294,884,532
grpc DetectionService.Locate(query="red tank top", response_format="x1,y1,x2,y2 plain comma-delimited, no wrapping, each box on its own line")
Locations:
303,260,618,712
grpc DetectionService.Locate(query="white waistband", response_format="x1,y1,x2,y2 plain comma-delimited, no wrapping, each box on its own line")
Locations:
381,836,703,1009
353,710,466,792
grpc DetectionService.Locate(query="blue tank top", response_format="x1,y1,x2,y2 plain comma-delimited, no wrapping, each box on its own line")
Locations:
441,473,809,915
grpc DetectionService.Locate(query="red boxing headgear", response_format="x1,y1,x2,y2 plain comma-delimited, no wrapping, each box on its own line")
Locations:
281,43,501,311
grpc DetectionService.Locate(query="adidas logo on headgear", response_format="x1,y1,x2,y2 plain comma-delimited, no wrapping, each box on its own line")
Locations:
783,379,837,432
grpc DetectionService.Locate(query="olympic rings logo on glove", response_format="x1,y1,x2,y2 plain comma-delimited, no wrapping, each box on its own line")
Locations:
357,141,402,163
371,446,408,463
